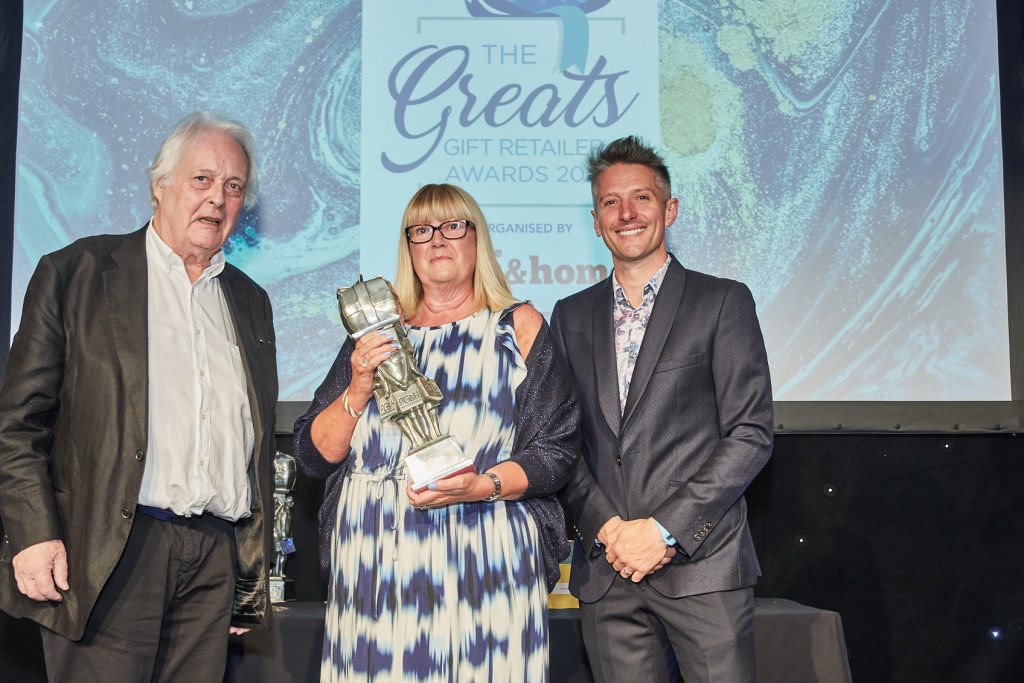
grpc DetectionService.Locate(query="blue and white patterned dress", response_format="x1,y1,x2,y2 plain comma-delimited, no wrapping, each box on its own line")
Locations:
321,307,548,682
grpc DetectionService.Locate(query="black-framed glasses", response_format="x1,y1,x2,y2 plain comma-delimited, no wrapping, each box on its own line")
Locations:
405,219,476,243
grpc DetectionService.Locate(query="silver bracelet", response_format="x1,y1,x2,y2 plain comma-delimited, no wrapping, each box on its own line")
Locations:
482,472,502,502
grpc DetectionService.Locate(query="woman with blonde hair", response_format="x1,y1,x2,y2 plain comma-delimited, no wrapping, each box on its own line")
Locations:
294,184,580,682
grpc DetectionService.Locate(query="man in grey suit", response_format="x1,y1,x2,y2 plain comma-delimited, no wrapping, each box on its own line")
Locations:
551,136,773,683
0,112,278,681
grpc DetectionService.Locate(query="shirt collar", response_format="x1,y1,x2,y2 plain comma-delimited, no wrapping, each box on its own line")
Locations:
612,254,673,308
146,220,226,279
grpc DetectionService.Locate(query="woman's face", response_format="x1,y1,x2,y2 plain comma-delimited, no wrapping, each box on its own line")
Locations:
408,213,478,293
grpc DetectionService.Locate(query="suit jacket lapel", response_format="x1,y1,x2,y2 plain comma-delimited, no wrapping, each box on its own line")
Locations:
103,227,150,442
591,278,622,438
621,259,687,430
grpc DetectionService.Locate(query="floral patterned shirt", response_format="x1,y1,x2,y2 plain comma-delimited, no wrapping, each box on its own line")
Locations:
612,255,672,415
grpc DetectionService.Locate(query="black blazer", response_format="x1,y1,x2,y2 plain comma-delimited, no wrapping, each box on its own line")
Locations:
0,227,278,639
550,257,773,603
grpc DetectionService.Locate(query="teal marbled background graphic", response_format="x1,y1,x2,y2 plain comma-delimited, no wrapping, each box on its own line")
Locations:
13,0,1008,400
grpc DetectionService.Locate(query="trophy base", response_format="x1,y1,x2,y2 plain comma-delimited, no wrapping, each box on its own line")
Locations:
406,435,476,492
269,576,296,603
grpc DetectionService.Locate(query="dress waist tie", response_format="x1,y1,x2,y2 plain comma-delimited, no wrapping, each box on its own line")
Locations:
345,467,406,619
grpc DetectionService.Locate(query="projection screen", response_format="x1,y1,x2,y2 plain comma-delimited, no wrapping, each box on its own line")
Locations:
12,0,1012,429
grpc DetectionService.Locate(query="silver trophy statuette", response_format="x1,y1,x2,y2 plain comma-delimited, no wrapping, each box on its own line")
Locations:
270,451,297,603
337,275,475,491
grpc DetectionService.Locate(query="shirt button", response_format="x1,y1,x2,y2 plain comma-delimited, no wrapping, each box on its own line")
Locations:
201,414,206,420
199,460,205,466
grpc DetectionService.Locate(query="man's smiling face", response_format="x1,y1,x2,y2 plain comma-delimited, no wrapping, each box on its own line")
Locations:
592,162,678,272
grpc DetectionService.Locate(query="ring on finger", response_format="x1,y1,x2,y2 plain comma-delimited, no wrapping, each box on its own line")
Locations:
359,357,368,368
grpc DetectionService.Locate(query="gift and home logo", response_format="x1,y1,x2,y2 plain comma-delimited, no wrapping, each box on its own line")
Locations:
464,0,612,73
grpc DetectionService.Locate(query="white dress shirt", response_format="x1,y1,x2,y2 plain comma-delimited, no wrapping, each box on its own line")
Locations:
138,223,254,520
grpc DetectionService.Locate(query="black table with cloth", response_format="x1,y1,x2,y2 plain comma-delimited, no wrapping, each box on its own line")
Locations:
224,598,852,682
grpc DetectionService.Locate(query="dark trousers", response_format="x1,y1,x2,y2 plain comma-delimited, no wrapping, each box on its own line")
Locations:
579,579,755,683
40,511,236,683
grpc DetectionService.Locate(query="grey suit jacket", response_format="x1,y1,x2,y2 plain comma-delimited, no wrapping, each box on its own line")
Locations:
0,226,278,639
550,257,773,604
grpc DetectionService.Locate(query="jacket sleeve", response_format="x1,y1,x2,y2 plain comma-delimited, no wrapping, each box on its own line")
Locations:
0,255,67,555
650,281,773,558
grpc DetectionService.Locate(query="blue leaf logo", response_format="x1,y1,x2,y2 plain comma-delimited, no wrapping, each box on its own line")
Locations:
464,0,612,73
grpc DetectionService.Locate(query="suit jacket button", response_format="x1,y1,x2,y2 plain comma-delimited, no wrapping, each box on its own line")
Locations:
135,450,145,461
616,457,622,465
121,509,132,519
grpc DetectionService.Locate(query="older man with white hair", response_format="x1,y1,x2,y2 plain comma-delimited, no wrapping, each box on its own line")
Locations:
0,111,278,682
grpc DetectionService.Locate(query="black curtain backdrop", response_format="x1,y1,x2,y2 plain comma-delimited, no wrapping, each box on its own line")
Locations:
750,434,1024,682
2,1,1024,682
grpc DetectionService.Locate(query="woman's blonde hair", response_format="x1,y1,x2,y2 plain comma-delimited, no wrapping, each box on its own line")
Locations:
394,184,518,318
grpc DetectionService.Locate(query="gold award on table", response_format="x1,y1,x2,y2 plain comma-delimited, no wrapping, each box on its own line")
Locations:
337,275,476,491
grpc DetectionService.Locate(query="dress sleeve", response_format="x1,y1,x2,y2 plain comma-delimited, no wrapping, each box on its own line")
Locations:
510,320,582,499
292,337,355,482
292,338,356,581
506,314,582,591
